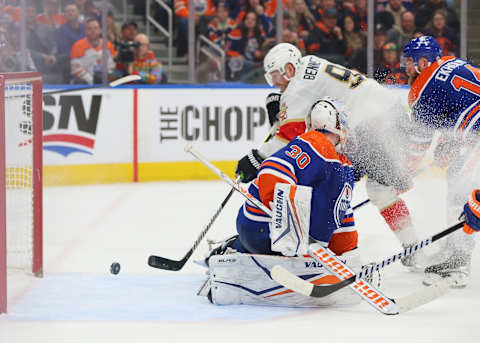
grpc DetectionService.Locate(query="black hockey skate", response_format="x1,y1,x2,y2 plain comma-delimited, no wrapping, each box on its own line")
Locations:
423,250,471,288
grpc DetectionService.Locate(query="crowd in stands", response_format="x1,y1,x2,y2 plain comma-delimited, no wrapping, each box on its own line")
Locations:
0,0,461,85
171,0,460,83
0,0,166,84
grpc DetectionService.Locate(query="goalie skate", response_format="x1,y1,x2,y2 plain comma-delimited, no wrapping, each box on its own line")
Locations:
423,250,471,288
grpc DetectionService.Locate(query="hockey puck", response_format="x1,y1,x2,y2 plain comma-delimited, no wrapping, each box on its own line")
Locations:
110,262,121,275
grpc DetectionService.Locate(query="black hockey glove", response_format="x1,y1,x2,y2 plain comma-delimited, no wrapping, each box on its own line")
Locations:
235,149,264,183
265,93,281,126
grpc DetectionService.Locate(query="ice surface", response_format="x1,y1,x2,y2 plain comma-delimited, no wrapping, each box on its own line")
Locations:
0,177,479,343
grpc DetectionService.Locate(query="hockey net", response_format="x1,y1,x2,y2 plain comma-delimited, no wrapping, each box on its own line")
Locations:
0,72,43,314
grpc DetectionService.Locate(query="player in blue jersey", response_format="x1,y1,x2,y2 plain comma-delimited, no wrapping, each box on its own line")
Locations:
403,36,480,288
202,98,364,307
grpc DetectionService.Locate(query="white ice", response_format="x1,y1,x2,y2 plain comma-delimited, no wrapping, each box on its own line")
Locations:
0,174,479,343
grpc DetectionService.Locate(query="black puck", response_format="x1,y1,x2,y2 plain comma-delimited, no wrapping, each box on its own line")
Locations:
110,262,121,275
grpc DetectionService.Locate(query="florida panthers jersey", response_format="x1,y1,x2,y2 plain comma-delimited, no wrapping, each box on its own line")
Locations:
237,130,358,256
259,55,401,157
409,56,480,139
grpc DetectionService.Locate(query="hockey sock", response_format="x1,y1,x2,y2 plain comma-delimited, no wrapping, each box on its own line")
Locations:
380,199,417,243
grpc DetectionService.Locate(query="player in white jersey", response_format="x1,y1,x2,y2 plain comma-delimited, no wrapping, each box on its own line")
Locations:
235,43,425,270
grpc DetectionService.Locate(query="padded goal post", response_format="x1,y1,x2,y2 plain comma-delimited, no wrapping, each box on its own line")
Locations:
0,72,43,314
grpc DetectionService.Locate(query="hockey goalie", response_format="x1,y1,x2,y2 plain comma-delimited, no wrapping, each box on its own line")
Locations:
199,97,367,307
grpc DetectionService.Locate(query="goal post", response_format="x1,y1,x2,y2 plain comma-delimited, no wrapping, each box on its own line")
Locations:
0,72,43,314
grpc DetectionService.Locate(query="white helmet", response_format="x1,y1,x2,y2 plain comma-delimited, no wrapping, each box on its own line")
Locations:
306,97,348,151
263,43,302,86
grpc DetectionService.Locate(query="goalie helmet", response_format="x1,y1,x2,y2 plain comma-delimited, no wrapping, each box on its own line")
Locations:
263,43,302,86
402,36,442,67
306,97,348,151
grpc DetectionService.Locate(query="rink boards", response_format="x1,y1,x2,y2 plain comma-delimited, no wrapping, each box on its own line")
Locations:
42,85,409,186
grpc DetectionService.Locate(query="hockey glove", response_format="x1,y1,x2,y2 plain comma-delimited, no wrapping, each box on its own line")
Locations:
266,93,281,126
462,189,480,234
235,149,264,183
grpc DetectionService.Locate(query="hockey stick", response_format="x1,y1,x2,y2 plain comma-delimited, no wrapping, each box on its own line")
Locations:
148,124,279,271
43,75,141,95
272,221,464,299
187,145,453,314
148,180,238,271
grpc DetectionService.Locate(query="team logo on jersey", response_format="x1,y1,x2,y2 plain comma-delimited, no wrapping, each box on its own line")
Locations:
334,183,353,228
278,102,287,121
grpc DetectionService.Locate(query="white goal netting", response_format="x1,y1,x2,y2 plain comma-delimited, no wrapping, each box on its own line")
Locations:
5,83,35,271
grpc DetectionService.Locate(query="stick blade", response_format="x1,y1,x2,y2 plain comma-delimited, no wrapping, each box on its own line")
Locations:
109,75,141,87
396,279,451,313
148,255,185,271
271,265,314,296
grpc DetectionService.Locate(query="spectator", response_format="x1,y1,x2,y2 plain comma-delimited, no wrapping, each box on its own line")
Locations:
374,42,408,84
343,14,364,63
226,10,265,81
37,0,66,29
373,23,388,67
386,10,415,51
25,3,62,83
56,3,85,56
352,0,368,32
415,0,459,32
0,22,36,72
207,1,236,49
236,0,273,37
115,33,165,84
74,0,100,23
107,11,121,43
289,0,317,40
70,17,115,84
299,8,346,64
2,0,21,23
384,0,407,30
424,9,458,56
280,12,300,46
119,21,137,43
173,0,216,57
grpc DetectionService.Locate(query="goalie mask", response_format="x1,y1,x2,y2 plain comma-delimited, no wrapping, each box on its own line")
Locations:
264,43,302,86
306,97,348,152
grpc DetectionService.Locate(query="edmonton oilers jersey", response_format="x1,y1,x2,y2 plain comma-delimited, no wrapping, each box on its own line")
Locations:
409,56,480,139
241,130,357,255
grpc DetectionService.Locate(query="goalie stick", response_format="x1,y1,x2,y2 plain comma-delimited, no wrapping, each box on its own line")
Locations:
43,75,141,95
271,221,464,300
148,124,280,271
148,184,237,271
186,145,453,314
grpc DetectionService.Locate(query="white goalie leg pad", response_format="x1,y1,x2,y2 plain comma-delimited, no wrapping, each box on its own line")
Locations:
208,252,362,307
365,178,398,209
269,183,311,256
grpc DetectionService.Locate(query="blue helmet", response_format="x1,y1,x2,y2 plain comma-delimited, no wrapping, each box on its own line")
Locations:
403,36,442,65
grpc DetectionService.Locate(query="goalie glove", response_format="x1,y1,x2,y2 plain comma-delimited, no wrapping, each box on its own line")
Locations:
462,189,480,234
235,149,265,183
265,93,281,126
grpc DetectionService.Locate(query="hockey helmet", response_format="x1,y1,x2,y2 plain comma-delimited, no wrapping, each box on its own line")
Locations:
306,97,348,151
402,36,442,66
263,43,302,86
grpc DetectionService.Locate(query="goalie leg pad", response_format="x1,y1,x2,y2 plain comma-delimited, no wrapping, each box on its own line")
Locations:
207,252,362,307
269,183,312,256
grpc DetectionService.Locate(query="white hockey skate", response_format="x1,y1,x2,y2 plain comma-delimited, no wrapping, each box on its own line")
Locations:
423,250,471,288
400,242,428,272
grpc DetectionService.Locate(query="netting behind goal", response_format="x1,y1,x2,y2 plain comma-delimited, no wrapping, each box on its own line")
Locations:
0,72,43,313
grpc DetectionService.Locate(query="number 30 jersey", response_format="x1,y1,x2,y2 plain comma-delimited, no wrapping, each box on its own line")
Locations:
409,56,480,139
244,130,358,256
259,55,397,157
